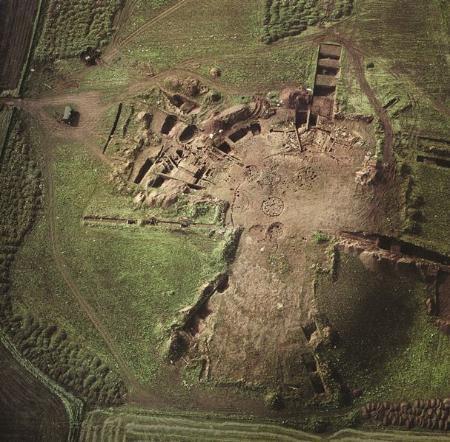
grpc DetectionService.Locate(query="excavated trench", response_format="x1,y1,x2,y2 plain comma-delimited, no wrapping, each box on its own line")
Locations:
417,154,450,169
342,232,450,266
134,158,153,184
179,124,198,143
161,115,177,135
103,103,122,153
168,273,230,363
309,43,342,127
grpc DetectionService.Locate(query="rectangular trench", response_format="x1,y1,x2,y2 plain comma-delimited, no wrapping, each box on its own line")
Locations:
308,43,342,128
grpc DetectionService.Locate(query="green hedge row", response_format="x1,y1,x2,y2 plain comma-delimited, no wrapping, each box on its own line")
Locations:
262,0,353,44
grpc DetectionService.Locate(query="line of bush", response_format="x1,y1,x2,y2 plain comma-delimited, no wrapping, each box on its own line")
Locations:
262,0,353,44
0,113,126,406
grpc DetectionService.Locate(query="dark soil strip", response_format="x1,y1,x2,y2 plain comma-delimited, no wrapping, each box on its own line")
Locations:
161,114,177,135
0,0,39,90
179,124,198,142
437,271,450,319
102,103,122,153
0,341,70,441
0,107,16,164
417,154,450,169
134,158,153,183
229,127,249,142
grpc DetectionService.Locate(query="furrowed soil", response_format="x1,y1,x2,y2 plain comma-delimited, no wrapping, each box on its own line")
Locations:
0,0,39,90
0,341,69,441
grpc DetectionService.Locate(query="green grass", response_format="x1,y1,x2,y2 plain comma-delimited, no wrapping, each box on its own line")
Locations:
94,0,317,94
402,163,450,256
30,0,318,96
312,231,330,244
316,253,450,402
126,0,262,61
12,130,226,386
335,51,374,116
200,42,317,92
341,0,449,132
114,0,178,40
61,224,224,384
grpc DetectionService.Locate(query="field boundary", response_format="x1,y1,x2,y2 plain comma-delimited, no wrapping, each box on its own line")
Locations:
17,0,45,96
0,331,84,442
0,107,16,165
0,0,45,97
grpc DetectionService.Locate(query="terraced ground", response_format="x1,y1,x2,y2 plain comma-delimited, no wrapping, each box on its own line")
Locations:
80,409,450,442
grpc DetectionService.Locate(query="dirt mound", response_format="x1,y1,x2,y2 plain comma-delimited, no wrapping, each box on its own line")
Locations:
164,75,203,97
280,87,311,110
201,104,251,134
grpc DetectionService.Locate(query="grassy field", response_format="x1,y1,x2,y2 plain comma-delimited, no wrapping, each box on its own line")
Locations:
2,0,449,433
333,0,450,255
316,253,450,402
65,0,317,95
113,0,178,41
11,128,227,386
335,51,372,116
402,163,450,256
342,0,449,108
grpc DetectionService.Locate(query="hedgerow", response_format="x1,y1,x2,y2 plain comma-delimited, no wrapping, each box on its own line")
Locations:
35,0,123,60
0,113,126,406
262,0,354,44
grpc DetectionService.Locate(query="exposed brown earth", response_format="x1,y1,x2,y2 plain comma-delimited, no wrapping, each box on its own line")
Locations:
0,341,69,441
185,117,384,398
0,0,39,90
100,61,398,403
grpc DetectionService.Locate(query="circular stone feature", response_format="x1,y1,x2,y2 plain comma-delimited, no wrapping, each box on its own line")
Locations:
261,197,284,217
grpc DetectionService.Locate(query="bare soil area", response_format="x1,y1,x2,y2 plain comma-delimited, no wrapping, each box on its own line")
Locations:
191,118,383,397
0,341,69,441
0,0,39,90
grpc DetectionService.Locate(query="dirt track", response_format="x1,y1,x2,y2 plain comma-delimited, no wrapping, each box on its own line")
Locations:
328,34,395,164
0,1,402,409
104,0,194,63
37,131,140,392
